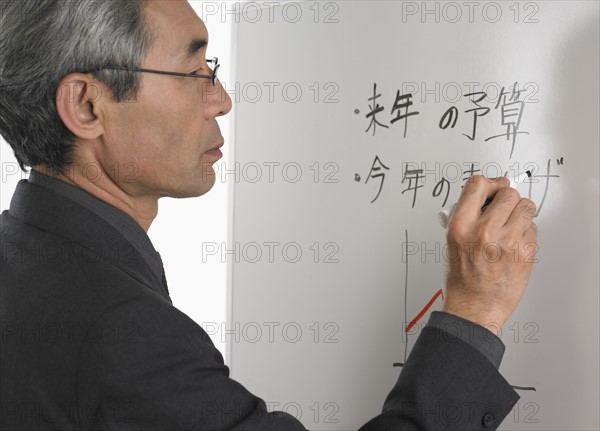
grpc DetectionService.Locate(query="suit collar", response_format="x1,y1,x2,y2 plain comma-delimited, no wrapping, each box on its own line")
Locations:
9,178,171,302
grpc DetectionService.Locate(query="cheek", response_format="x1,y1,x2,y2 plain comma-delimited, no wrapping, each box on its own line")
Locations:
136,78,193,123
158,102,204,144
111,83,205,156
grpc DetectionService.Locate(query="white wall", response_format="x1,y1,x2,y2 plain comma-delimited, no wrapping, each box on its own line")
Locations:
0,0,235,358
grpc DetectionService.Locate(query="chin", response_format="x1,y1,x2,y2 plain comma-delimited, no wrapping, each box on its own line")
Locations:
191,173,217,198
160,172,215,199
164,163,216,198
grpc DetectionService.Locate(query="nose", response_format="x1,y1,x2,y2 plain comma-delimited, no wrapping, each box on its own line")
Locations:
202,78,232,119
215,78,232,117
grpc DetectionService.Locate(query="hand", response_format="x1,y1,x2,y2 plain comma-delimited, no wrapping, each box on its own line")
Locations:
441,176,538,335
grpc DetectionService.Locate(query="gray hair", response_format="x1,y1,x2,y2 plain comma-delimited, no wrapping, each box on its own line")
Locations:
0,0,154,175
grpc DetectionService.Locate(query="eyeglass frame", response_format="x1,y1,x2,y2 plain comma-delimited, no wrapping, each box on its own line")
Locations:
83,57,220,87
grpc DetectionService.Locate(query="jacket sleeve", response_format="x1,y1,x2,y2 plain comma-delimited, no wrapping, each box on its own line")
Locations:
76,294,517,431
358,325,520,431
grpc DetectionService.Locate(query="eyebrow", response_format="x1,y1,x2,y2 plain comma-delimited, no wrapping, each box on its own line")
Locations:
182,38,208,63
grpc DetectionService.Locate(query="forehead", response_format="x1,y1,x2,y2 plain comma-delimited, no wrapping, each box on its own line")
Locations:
143,0,208,64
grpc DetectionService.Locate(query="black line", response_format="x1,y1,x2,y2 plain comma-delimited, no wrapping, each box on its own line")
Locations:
404,228,409,363
536,159,551,217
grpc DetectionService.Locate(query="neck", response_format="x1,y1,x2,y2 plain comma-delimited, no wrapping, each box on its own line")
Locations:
33,163,158,233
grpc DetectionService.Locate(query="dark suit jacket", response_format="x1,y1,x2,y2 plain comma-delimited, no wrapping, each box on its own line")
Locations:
1,178,519,430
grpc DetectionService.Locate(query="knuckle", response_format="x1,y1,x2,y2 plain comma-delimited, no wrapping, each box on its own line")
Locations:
506,187,521,200
498,188,520,205
515,201,537,222
464,175,486,190
447,218,474,242
476,225,494,244
520,198,538,215
529,222,539,236
447,223,467,241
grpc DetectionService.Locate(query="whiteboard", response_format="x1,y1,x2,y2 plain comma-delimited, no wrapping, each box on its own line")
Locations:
227,2,599,429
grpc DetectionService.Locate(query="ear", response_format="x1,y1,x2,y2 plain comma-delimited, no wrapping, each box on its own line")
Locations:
55,74,106,140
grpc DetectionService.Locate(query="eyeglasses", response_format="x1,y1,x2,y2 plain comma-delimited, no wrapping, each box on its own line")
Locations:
84,57,220,87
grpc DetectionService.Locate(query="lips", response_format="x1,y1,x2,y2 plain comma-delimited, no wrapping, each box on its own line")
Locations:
209,140,224,151
204,139,224,158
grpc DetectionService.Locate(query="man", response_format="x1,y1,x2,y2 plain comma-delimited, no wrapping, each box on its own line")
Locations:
0,1,538,429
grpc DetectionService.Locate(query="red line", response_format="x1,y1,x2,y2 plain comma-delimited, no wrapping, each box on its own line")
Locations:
405,289,444,333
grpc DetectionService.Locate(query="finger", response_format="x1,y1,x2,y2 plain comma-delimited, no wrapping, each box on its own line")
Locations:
504,198,537,235
451,176,510,225
524,221,538,243
521,222,538,262
479,187,522,229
